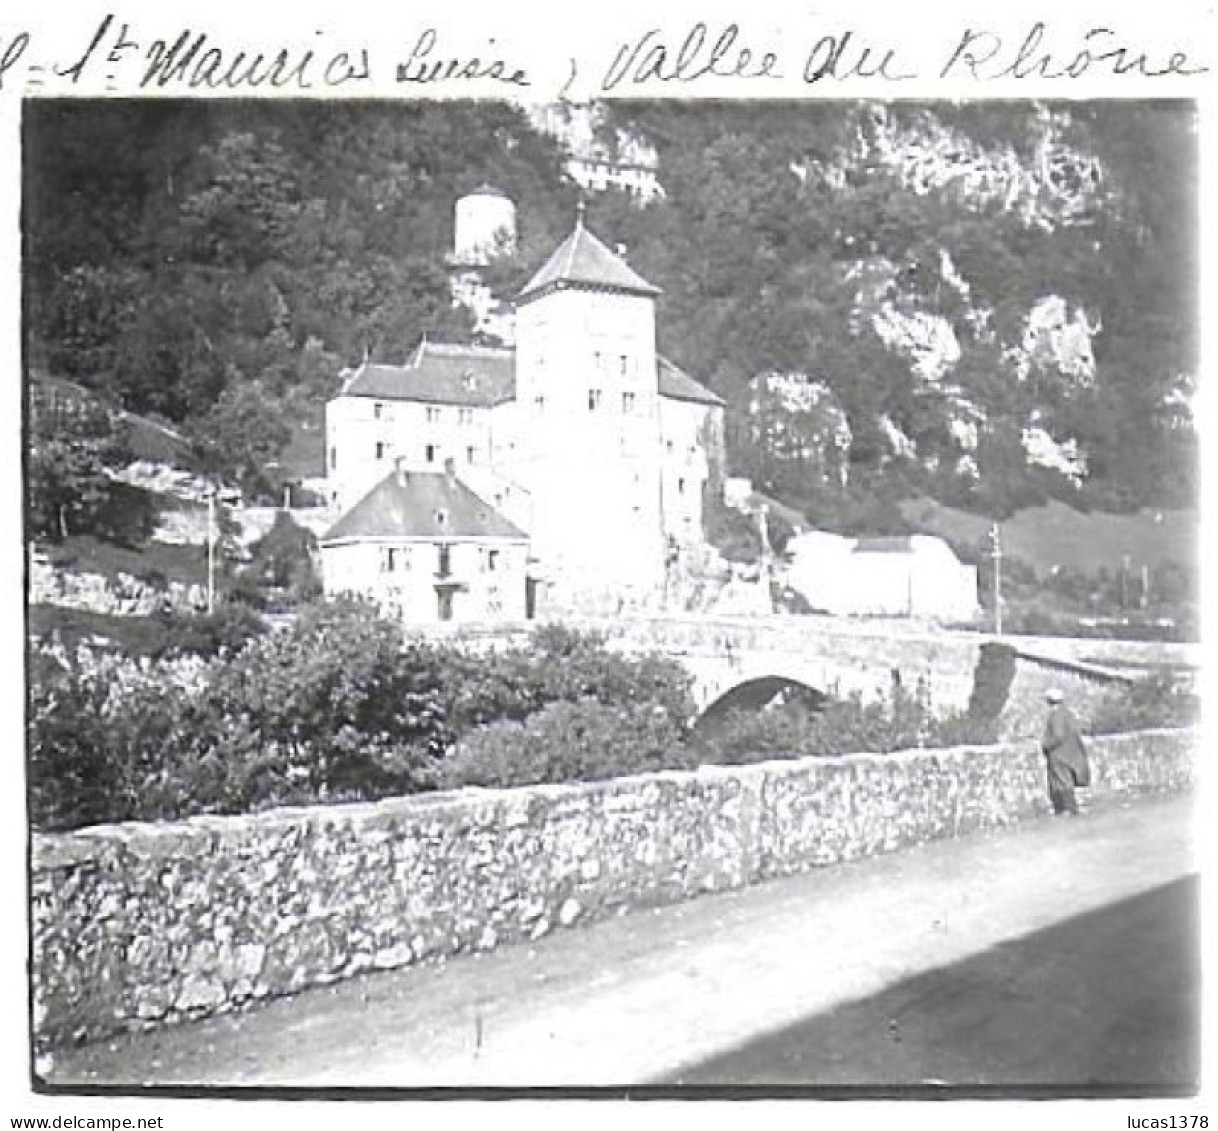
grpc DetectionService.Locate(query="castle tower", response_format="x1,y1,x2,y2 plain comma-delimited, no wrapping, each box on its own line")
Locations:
509,210,666,609
453,184,517,266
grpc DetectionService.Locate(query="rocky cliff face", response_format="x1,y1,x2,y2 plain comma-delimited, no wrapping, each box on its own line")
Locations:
603,100,1195,514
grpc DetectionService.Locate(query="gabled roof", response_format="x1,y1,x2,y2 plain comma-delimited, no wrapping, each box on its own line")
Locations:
518,220,660,303
467,182,509,199
322,470,527,544
658,357,724,407
339,342,515,407
853,536,916,554
335,343,722,411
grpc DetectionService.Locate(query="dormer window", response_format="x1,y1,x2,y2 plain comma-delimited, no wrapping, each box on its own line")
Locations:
463,370,478,392
434,508,449,529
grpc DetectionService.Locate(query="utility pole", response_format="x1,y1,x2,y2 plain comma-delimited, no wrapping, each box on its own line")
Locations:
989,522,1003,636
206,489,216,615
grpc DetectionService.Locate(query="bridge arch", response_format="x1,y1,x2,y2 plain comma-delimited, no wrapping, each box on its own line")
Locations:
690,674,829,744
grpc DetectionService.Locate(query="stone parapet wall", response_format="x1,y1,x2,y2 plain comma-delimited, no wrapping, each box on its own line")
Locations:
31,729,1194,1052
998,653,1122,743
29,559,204,618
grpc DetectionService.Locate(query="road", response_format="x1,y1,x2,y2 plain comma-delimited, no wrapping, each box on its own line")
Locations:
43,792,1197,1094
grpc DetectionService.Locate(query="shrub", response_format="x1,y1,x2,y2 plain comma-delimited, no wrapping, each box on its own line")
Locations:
693,679,998,767
148,603,268,659
27,646,201,829
967,642,1018,721
236,512,322,611
440,698,691,790
27,599,447,829
433,625,696,737
1089,672,1199,735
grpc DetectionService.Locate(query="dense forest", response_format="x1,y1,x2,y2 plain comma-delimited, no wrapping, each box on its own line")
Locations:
23,99,1198,523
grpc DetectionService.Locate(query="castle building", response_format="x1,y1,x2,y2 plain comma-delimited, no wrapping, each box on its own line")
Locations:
321,193,724,621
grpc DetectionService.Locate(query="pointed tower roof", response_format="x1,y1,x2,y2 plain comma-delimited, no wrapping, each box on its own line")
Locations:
518,214,660,304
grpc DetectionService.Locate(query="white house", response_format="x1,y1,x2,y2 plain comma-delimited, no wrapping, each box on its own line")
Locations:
319,463,532,623
786,531,979,622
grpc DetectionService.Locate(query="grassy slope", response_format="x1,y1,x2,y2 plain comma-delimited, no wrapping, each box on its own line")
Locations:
45,534,207,587
900,498,1197,572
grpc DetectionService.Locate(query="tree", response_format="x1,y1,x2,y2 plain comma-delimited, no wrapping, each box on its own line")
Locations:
189,382,291,500
27,386,131,542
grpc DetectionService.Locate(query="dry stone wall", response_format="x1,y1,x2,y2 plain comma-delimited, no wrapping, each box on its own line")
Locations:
29,559,204,618
31,729,1194,1052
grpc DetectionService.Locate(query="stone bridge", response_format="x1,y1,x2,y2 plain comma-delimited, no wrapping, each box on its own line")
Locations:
409,613,1198,718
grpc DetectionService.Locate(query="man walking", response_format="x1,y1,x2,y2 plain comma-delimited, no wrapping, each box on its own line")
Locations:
1041,688,1091,816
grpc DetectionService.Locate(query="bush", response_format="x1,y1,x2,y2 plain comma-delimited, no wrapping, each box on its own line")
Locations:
148,603,268,658
695,679,959,766
1089,672,1199,735
693,677,1000,768
26,609,695,829
440,698,691,789
27,599,447,829
433,625,696,737
967,642,1018,721
235,512,322,611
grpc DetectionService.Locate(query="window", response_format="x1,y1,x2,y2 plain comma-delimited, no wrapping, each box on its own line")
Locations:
375,441,385,461
458,408,474,425
593,350,603,373
622,391,635,414
619,354,629,376
487,549,500,573
588,388,602,411
374,402,384,420
425,444,437,464
329,446,337,470
382,547,398,573
426,406,441,423
466,446,477,464
678,478,686,496
437,544,452,577
534,395,546,415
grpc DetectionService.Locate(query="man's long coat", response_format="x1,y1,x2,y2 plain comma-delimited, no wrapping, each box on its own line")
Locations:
1042,703,1091,788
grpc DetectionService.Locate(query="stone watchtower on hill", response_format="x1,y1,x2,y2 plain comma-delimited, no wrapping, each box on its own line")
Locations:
452,184,517,267
448,185,518,344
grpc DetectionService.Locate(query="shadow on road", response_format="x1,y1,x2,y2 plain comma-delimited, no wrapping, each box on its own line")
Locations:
657,876,1199,1098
